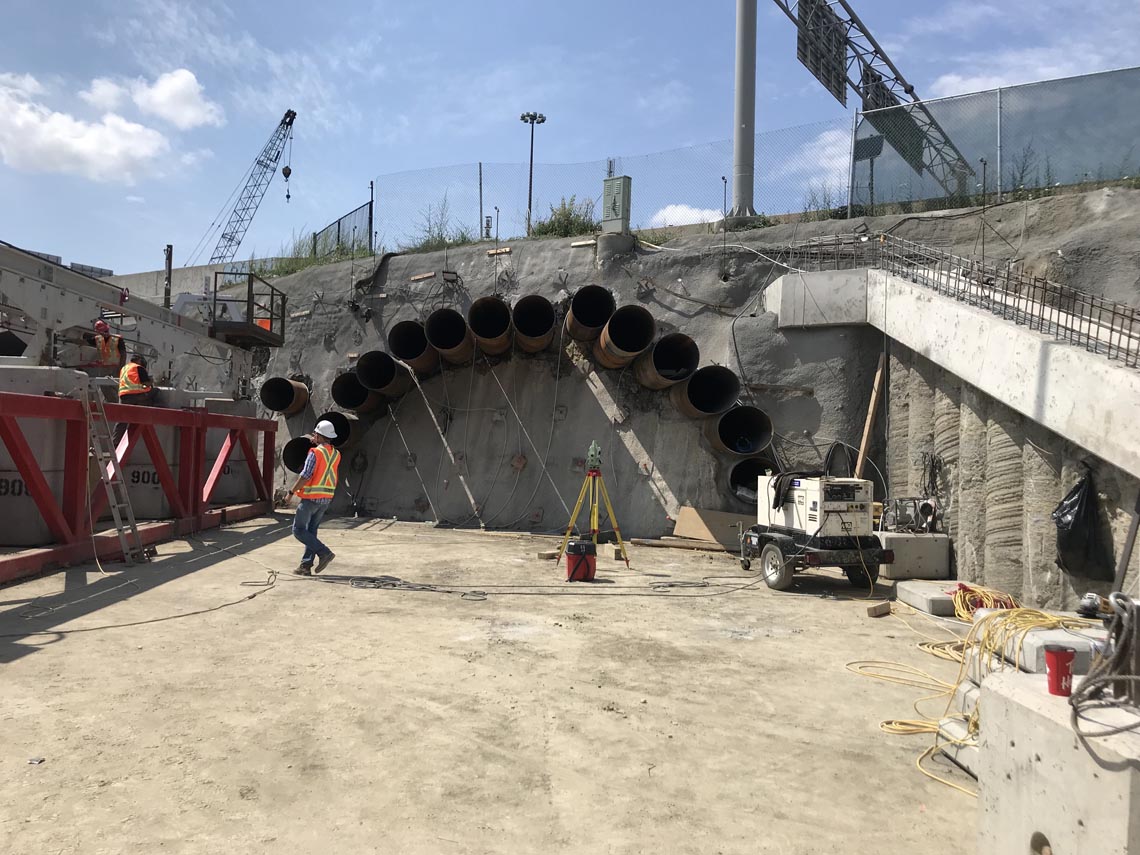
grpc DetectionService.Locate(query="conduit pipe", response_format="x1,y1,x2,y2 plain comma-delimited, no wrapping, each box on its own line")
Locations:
467,296,513,355
259,377,309,415
564,285,615,341
315,410,363,450
331,372,383,414
633,332,700,389
283,436,315,474
425,308,475,364
669,365,741,418
727,454,779,501
356,350,413,397
704,405,773,456
512,294,556,352
388,320,439,374
593,305,656,369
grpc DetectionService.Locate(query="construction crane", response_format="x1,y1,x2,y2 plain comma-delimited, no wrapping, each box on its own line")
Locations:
193,109,296,268
769,0,974,197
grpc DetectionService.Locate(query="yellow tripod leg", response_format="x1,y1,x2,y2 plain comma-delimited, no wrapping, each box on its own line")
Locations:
557,475,591,561
590,474,600,546
597,475,630,567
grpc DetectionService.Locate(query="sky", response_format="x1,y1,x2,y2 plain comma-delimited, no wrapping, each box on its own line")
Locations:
1,0,1138,273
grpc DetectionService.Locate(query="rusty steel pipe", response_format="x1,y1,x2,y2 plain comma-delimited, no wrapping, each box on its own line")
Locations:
388,320,439,375
425,308,475,365
564,284,615,341
356,350,413,397
727,454,780,502
331,372,383,414
283,436,316,474
315,410,364,450
592,305,657,369
467,296,513,355
259,377,309,415
669,365,741,418
633,333,700,389
512,294,556,352
703,405,774,456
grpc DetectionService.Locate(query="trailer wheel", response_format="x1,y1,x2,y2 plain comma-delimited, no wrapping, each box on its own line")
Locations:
843,563,880,589
759,543,794,591
739,558,753,573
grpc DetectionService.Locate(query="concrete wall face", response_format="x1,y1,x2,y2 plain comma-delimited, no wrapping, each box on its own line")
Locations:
260,238,882,539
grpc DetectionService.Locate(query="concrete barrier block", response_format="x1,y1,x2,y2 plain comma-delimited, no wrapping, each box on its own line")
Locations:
895,580,957,616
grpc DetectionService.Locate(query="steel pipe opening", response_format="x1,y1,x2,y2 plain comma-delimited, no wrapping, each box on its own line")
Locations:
512,294,556,352
425,308,475,364
704,405,773,456
467,296,513,355
388,320,439,375
356,350,413,397
259,377,309,415
283,436,315,474
669,365,741,418
564,285,615,341
727,455,779,503
331,372,382,414
633,333,700,389
593,305,657,369
316,410,362,450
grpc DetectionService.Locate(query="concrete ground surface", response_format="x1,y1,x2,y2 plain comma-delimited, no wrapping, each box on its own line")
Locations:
1,516,976,854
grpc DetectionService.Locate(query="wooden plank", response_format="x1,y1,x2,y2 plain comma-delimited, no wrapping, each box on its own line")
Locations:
671,506,751,548
855,352,886,479
630,538,727,553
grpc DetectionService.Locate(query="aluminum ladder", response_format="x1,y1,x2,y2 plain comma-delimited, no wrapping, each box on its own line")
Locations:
85,388,149,565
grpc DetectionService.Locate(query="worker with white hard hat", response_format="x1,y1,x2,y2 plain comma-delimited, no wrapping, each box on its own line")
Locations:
287,419,341,575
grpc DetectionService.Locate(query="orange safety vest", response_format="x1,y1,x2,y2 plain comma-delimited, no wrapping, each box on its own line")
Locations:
118,362,151,397
297,444,340,500
95,334,120,366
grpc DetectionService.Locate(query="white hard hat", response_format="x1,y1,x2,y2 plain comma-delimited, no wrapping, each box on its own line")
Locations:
313,420,338,439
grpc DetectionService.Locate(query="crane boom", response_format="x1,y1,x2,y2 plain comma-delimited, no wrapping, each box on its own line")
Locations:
208,109,296,266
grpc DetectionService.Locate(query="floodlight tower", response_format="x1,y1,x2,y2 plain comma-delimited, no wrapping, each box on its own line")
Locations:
729,0,759,220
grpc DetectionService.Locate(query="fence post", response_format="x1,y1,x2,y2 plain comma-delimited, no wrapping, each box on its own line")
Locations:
478,162,483,242
311,232,317,259
996,87,1003,201
368,181,375,255
336,221,341,253
847,110,858,220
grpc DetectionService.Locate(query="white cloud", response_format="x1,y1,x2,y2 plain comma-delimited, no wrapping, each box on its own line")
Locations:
0,72,44,96
179,147,214,167
131,69,224,129
768,127,851,187
0,74,169,183
80,77,128,111
636,80,692,122
647,204,722,228
125,195,146,203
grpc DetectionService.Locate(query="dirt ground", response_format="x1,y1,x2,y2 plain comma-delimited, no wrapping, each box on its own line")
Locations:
1,516,976,854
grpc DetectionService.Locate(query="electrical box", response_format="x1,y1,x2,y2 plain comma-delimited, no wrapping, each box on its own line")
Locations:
602,175,632,234
877,532,951,580
757,476,874,538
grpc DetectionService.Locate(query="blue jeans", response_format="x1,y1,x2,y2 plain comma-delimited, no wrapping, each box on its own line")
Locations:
293,500,332,565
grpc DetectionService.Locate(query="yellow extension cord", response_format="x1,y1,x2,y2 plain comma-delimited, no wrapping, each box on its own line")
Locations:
846,593,1103,799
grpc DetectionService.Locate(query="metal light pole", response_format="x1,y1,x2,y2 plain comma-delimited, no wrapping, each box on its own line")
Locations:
520,111,546,235
729,0,758,219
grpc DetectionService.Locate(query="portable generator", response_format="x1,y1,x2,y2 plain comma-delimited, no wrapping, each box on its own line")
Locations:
739,475,894,590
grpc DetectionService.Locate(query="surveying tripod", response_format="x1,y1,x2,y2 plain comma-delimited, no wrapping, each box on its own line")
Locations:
557,441,630,567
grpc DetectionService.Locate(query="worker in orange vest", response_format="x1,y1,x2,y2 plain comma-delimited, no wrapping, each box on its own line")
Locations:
287,420,341,575
113,354,156,444
92,319,124,368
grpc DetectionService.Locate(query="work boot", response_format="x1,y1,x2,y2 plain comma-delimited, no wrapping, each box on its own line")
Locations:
295,563,312,576
314,552,336,574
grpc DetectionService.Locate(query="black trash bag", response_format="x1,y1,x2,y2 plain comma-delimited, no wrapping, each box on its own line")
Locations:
1051,474,1114,581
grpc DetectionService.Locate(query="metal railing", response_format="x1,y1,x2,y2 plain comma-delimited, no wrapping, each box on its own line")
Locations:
876,234,1140,369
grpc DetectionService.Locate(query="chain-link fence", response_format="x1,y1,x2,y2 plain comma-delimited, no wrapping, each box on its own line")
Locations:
852,66,1140,215
310,201,373,259
360,66,1139,252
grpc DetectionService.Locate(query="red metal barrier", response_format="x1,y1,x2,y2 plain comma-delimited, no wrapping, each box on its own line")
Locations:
0,391,277,584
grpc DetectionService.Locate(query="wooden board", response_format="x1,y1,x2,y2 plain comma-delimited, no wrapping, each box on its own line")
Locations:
630,538,727,553
671,506,752,548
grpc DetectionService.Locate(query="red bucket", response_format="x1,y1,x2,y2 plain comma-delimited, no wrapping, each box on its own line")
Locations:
566,540,597,582
1044,644,1076,697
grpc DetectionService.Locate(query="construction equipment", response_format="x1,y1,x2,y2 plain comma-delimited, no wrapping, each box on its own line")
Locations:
84,387,151,565
557,441,629,568
185,109,296,269
740,474,893,590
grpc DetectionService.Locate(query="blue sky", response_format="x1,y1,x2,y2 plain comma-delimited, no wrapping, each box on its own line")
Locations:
1,0,1137,273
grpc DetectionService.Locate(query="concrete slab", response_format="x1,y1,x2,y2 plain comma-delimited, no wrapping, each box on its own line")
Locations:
937,716,979,779
0,516,976,855
978,672,1140,854
1001,625,1108,674
953,681,981,716
895,580,957,616
877,532,951,580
